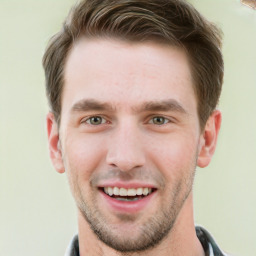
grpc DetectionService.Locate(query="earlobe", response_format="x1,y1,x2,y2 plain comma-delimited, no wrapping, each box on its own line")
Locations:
197,110,222,168
46,112,65,173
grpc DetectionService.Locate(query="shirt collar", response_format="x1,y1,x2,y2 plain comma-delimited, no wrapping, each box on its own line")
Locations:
65,234,79,256
196,225,227,256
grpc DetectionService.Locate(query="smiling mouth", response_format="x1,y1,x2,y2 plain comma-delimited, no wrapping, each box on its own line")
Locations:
100,187,157,201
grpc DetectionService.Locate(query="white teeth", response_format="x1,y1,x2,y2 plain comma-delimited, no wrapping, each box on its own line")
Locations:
119,188,127,196
113,187,119,195
103,187,154,197
108,187,113,196
127,188,136,196
143,188,149,196
136,188,143,195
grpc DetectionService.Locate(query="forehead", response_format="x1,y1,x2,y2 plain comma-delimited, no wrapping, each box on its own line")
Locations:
62,38,196,114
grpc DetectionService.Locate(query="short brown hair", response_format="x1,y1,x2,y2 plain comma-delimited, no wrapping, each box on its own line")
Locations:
43,0,223,128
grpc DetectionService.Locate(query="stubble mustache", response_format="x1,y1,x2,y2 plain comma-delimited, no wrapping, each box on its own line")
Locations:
89,167,166,189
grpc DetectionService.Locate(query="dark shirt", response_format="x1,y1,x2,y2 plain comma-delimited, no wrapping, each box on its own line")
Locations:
65,226,230,256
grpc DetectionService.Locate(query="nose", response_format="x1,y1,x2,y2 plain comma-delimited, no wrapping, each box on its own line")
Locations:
106,122,146,172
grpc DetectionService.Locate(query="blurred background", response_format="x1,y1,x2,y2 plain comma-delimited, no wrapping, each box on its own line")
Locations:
0,0,255,255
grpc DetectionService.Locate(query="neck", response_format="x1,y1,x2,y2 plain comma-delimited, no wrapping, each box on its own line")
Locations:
77,193,205,256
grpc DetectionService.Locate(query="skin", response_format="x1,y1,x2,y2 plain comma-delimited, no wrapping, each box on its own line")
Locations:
47,38,221,256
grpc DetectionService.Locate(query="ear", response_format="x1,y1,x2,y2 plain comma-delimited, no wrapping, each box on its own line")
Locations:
46,112,65,173
197,110,222,168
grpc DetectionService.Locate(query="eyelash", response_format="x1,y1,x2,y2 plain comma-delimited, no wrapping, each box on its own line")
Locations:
82,116,108,125
148,116,170,125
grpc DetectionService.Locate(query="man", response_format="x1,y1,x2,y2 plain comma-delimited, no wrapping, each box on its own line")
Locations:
43,0,229,255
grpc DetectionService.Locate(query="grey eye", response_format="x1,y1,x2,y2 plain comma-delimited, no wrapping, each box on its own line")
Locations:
151,117,168,125
86,116,106,125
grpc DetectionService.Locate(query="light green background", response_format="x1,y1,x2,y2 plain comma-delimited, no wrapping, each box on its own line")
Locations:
0,0,255,255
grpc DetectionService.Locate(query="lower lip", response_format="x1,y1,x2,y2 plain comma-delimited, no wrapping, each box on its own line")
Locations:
99,189,156,214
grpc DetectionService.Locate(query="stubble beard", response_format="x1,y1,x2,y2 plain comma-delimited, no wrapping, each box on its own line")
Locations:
74,168,196,254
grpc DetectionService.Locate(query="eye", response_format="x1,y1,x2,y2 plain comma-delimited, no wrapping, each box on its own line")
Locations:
149,116,169,125
85,116,107,125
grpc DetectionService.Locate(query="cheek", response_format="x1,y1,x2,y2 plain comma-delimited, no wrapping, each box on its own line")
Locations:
62,134,107,180
145,133,199,180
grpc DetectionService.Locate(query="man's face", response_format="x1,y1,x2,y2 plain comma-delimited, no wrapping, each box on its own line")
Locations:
52,38,205,252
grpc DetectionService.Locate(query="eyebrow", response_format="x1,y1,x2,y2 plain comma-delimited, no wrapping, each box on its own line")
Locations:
71,99,187,114
138,100,187,114
71,99,115,112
